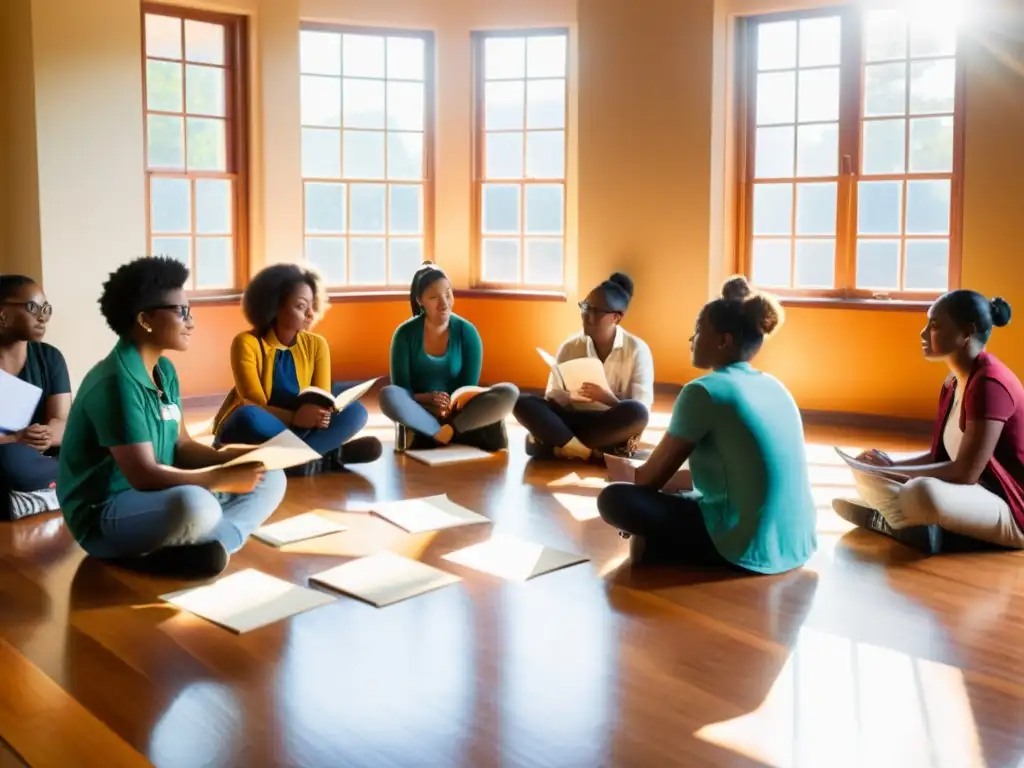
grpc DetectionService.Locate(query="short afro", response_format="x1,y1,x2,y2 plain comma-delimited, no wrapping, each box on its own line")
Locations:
242,263,326,335
0,274,38,303
99,256,190,337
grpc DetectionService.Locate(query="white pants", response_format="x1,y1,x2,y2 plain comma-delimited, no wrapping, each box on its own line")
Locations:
850,468,1024,549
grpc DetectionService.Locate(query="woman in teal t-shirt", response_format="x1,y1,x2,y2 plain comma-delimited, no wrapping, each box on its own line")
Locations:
379,263,518,451
597,276,817,573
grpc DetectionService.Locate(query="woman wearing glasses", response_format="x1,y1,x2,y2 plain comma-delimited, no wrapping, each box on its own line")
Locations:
513,272,653,461
57,257,285,578
0,275,70,520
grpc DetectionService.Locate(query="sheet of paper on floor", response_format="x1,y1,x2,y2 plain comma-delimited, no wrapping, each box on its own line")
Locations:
442,535,589,581
370,495,491,534
310,551,461,607
253,512,348,547
405,444,497,466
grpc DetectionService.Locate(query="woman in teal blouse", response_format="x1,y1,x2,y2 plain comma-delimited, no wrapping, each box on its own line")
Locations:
379,263,518,451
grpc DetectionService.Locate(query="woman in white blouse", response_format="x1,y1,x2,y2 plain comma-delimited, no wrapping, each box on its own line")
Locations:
513,272,654,461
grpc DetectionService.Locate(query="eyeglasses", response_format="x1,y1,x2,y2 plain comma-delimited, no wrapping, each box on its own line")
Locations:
2,300,53,319
578,301,617,317
147,304,192,321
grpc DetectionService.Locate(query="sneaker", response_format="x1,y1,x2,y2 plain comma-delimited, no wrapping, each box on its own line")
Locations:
524,434,553,458
832,498,942,554
114,540,230,579
4,487,60,521
335,436,383,467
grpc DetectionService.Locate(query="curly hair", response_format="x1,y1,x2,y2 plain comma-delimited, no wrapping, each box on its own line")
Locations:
704,275,784,359
98,256,190,337
242,263,326,335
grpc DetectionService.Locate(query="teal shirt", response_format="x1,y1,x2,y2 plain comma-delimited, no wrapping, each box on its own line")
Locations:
389,313,483,394
667,362,817,574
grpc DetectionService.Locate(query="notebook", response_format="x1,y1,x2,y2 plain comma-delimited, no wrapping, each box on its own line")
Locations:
0,370,43,433
405,444,497,467
310,551,461,607
442,535,589,581
368,495,491,534
252,512,348,547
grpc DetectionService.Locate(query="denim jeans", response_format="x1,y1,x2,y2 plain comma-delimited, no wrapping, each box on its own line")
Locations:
216,402,369,455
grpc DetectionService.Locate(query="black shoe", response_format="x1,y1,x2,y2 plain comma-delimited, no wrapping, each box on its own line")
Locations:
832,499,942,555
336,436,383,467
112,540,230,579
609,434,641,459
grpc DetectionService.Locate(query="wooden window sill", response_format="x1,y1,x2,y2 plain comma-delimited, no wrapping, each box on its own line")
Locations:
779,296,933,312
456,289,567,301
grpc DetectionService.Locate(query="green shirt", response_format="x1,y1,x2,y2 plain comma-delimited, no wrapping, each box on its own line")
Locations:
389,313,483,394
667,362,817,574
57,339,182,543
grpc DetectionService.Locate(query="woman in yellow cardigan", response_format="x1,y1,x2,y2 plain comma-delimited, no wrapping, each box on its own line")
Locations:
212,264,381,472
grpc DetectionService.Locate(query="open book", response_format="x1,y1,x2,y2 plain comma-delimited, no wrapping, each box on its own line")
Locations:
295,377,379,412
537,348,612,407
450,385,487,410
0,371,43,433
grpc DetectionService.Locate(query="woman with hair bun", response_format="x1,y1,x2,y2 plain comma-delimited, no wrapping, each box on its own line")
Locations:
597,276,817,572
834,290,1024,552
513,272,654,461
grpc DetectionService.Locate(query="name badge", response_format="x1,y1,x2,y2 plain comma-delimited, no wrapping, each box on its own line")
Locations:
160,403,181,423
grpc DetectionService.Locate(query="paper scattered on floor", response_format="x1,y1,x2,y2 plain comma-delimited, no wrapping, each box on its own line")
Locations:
369,495,491,534
442,535,589,581
310,551,461,607
405,444,497,466
252,512,348,547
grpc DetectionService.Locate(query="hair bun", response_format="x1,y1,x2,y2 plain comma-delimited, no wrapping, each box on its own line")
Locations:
990,296,1012,328
607,272,634,299
722,275,752,302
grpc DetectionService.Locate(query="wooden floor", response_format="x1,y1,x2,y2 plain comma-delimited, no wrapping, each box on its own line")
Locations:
2,394,1024,768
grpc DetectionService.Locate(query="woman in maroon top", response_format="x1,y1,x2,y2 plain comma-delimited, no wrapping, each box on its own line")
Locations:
833,289,1024,553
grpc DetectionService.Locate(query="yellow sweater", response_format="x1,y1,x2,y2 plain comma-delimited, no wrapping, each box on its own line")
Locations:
212,328,332,433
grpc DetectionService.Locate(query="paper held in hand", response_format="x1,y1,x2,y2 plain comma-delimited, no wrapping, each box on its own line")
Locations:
296,377,380,412
0,370,43,433
605,455,692,493
834,447,910,481
536,348,611,404
204,429,322,472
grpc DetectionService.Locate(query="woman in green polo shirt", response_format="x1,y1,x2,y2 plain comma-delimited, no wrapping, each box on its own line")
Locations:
58,257,286,578
597,276,817,573
378,262,519,452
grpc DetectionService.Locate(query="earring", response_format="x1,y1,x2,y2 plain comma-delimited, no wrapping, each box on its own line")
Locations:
143,325,152,333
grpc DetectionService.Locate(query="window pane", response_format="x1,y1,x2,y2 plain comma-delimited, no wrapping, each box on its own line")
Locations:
482,184,521,234
757,21,796,70
485,37,525,80
147,115,184,169
387,132,424,180
389,185,422,234
751,239,791,287
300,31,341,76
390,239,424,284
195,237,232,288
387,36,425,80
146,14,182,60
910,59,956,115
152,238,190,271
796,182,837,235
302,128,341,178
865,9,907,62
387,81,424,131
147,61,182,112
904,240,949,291
799,17,840,67
794,240,835,289
349,184,386,234
486,81,525,130
911,19,957,58
150,177,191,233
184,20,224,65
527,36,567,78
349,239,387,284
755,126,795,179
195,178,231,234
525,184,563,235
482,238,520,282
486,132,524,179
756,72,796,126
796,123,838,177
865,63,907,117
526,131,565,179
301,76,341,127
856,240,900,290
305,182,346,234
526,79,566,129
185,65,225,116
862,119,906,174
343,34,385,78
186,117,226,171
753,183,793,236
909,116,954,173
798,69,839,123
524,239,563,285
906,179,951,235
343,130,385,179
857,181,902,235
306,238,346,284
343,79,385,129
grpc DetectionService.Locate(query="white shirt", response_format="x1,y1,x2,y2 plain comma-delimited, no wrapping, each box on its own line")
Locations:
544,326,655,409
943,381,966,460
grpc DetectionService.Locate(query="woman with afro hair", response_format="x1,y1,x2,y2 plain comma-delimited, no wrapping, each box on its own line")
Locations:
57,256,286,578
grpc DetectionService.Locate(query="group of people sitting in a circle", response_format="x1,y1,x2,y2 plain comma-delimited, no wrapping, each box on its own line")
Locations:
1,256,1021,579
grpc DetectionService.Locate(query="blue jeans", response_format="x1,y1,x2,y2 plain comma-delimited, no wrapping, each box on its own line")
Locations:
79,469,286,558
215,402,369,455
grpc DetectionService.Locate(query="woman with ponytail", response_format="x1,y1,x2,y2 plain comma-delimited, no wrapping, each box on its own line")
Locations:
378,263,519,451
513,272,653,461
834,290,1024,553
597,276,817,572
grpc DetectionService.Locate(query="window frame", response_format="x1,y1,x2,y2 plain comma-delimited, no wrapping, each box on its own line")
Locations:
471,27,571,292
140,2,250,298
735,7,966,303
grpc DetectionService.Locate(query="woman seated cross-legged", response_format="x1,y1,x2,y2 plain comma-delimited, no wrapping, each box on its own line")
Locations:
833,290,1024,553
514,272,653,461
212,264,382,473
596,277,817,571
0,275,71,520
379,262,519,452
58,257,286,579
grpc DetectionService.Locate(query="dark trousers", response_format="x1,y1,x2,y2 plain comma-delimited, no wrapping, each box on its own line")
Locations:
513,395,649,451
0,442,59,494
216,402,369,455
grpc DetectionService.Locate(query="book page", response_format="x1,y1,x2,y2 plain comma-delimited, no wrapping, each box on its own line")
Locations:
558,357,611,395
405,444,497,467
536,347,567,391
253,512,348,547
310,552,461,607
332,377,379,412
213,430,322,471
371,495,490,534
0,371,43,433
834,447,910,481
443,535,588,581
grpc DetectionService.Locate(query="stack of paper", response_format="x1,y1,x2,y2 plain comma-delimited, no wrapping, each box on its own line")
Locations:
310,551,461,607
253,512,347,547
405,444,497,466
368,495,491,534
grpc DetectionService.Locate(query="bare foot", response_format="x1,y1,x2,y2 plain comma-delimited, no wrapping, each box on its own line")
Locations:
434,424,454,445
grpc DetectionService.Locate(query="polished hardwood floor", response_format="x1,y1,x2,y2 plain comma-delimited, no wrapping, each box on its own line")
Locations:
2,395,1024,768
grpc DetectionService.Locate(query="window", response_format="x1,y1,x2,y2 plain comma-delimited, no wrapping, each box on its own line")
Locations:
740,8,962,298
473,31,569,288
299,27,433,288
142,5,248,292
